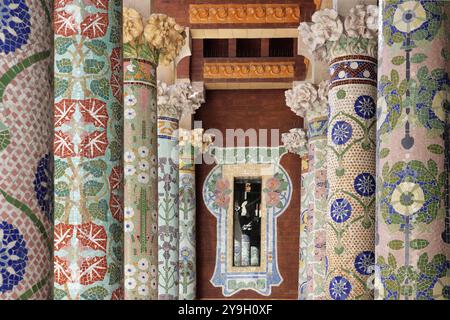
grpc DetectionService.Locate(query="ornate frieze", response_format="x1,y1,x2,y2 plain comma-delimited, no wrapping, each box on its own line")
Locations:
189,4,300,25
204,61,295,79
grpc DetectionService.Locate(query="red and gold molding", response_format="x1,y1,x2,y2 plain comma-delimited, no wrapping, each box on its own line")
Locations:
203,61,295,79
189,4,300,24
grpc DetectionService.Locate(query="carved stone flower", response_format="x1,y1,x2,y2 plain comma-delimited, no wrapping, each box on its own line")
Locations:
285,82,318,117
366,5,379,34
157,81,204,119
123,7,144,44
281,128,308,157
344,4,376,39
298,23,320,52
144,14,186,65
310,8,343,43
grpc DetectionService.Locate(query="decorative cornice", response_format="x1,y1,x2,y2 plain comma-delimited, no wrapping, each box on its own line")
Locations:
189,4,300,25
204,61,295,79
281,128,308,157
298,5,378,62
285,80,329,122
157,81,205,119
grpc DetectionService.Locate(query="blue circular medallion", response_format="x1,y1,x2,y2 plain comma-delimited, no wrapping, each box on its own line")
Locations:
330,198,352,223
354,251,375,275
354,173,376,197
354,95,376,119
331,121,353,145
329,276,352,300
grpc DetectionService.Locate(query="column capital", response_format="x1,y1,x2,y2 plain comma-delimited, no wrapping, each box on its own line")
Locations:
179,128,215,154
285,80,329,123
298,4,378,62
157,81,205,119
281,128,308,157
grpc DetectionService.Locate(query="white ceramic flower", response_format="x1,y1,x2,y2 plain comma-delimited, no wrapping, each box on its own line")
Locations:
124,264,136,277
298,23,320,52
138,258,149,270
125,277,137,290
139,160,150,171
150,265,157,276
138,172,150,184
138,272,149,284
125,164,136,176
125,108,136,120
124,207,135,219
124,151,135,163
138,284,149,296
138,146,149,157
125,220,134,233
125,94,137,107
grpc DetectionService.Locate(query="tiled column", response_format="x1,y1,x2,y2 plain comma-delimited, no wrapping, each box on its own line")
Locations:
286,81,329,300
376,0,450,300
53,0,123,300
300,5,378,300
281,128,308,299
0,0,52,299
122,7,158,300
157,81,204,300
178,128,213,300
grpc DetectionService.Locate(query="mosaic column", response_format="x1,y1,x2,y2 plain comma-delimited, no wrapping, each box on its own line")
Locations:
0,0,52,299
300,5,378,300
157,81,204,300
122,7,158,300
53,0,123,300
178,128,213,300
281,128,308,299
376,0,450,300
286,81,329,300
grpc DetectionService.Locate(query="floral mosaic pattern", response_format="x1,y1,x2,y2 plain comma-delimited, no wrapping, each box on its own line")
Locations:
123,58,158,300
178,142,196,300
0,0,52,300
53,0,123,300
376,0,450,300
205,147,292,297
157,116,179,300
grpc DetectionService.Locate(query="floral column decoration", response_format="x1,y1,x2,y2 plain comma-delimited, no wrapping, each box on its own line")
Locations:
157,81,204,300
53,0,123,300
0,0,52,299
178,128,213,300
286,81,329,300
376,0,450,300
122,9,182,300
281,128,309,299
300,5,378,300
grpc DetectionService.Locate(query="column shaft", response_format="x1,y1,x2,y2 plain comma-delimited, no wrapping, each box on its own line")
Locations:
178,138,196,300
53,0,123,300
157,116,179,299
123,58,158,299
0,0,52,299
327,55,377,300
376,0,450,300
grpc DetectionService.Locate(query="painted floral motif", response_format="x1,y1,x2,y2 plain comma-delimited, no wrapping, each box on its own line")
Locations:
331,121,353,145
0,0,31,54
33,153,53,221
329,276,352,300
0,221,28,293
264,172,289,208
330,198,352,223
